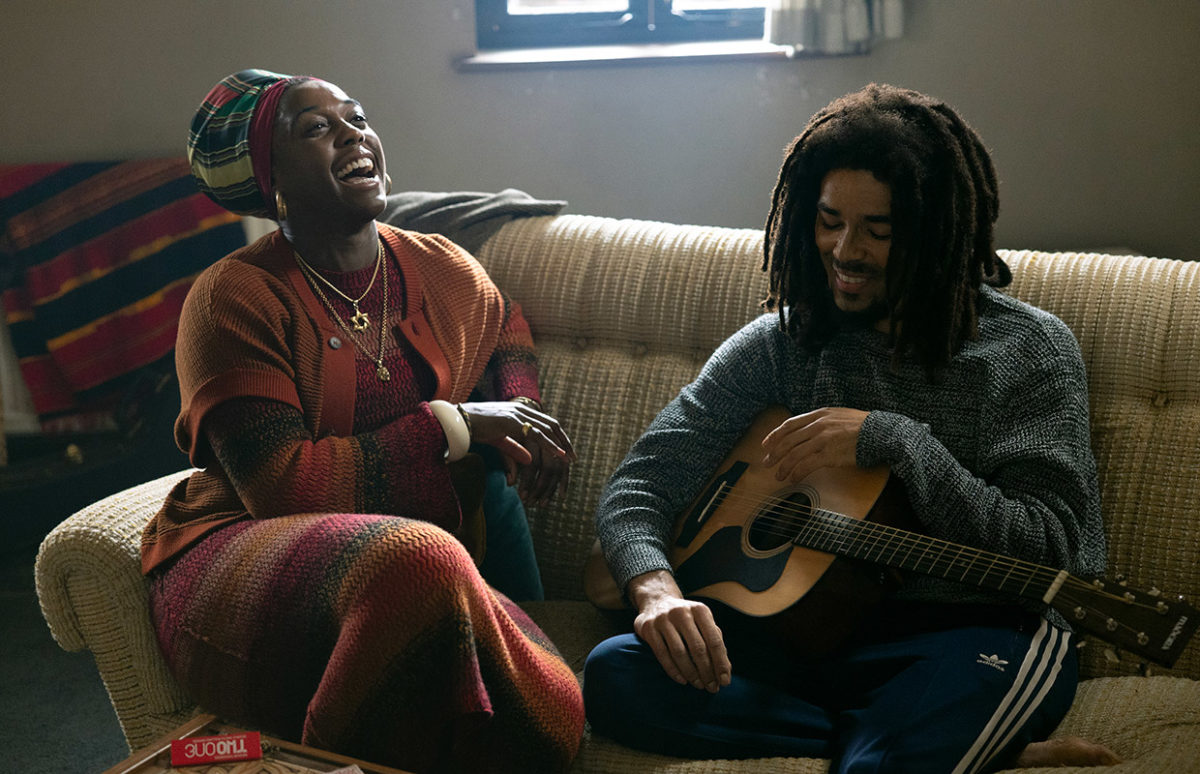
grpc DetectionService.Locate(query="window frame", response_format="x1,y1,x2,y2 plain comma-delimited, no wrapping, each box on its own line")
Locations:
475,0,766,50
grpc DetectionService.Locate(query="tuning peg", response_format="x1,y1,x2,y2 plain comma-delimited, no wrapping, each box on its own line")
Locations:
1073,606,1087,620
1123,592,1136,603
1104,648,1120,663
1148,587,1162,597
1137,632,1150,646
1115,573,1128,587
1157,601,1170,614
1105,618,1118,632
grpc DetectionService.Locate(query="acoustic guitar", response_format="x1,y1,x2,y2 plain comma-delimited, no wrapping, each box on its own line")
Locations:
584,407,1197,667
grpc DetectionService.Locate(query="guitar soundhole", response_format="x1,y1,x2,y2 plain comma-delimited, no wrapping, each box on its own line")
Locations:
747,490,813,552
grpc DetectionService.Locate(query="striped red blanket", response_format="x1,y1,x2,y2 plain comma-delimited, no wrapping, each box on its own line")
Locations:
0,160,245,429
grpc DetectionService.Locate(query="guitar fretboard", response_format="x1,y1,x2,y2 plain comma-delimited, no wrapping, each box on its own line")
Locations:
779,503,1063,603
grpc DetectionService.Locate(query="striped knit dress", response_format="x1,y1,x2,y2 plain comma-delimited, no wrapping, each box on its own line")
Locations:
145,226,584,773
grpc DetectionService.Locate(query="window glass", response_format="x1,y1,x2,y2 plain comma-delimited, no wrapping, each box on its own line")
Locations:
477,0,766,49
674,0,764,8
507,1,629,13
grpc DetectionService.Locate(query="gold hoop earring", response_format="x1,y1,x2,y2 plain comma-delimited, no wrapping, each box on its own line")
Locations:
274,190,288,221
384,173,393,195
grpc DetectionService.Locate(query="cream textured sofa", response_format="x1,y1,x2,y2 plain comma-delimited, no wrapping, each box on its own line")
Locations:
37,213,1200,772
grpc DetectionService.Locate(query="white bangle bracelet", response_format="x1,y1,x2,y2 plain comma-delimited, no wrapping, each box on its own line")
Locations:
429,400,470,462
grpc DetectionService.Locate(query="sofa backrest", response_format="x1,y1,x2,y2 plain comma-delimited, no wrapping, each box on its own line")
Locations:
475,214,1199,681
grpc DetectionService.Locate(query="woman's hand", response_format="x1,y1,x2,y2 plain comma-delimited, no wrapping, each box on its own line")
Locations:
460,401,577,505
760,407,869,483
628,570,731,693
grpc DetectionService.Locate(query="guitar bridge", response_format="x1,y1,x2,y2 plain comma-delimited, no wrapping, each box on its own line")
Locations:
675,461,747,548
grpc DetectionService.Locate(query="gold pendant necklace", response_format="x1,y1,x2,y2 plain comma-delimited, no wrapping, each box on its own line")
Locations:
294,241,382,332
296,239,391,381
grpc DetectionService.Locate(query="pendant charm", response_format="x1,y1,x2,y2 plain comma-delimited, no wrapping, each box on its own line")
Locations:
376,364,391,381
350,308,370,332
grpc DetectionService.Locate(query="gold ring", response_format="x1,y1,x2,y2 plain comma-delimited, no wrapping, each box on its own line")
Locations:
520,421,532,439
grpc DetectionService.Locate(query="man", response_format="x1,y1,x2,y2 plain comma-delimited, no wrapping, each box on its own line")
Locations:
584,84,1119,772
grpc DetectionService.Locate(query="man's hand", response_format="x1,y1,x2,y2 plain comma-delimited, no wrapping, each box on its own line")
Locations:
760,407,870,483
627,570,732,693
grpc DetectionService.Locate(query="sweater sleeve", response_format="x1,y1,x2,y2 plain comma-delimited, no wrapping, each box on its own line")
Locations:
595,315,788,593
474,291,542,403
857,331,1105,579
173,258,305,465
203,397,457,525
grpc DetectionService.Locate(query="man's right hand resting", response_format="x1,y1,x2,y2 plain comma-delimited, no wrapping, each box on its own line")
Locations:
627,570,732,693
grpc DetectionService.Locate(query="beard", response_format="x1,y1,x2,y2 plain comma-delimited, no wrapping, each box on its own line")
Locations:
829,296,890,330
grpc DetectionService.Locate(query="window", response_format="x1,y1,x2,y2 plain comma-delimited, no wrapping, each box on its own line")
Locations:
476,0,767,50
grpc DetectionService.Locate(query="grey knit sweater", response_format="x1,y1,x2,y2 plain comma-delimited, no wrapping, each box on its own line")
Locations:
595,285,1106,627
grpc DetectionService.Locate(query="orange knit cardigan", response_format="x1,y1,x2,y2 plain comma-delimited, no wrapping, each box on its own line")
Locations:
141,224,524,573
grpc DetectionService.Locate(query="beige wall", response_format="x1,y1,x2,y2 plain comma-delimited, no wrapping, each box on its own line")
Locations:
2,0,1197,259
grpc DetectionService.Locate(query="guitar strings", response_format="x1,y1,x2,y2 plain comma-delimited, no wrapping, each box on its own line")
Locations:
712,487,1065,596
714,485,1042,579
713,487,1167,616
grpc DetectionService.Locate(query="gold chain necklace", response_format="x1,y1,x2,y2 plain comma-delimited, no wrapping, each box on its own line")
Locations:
295,240,392,381
294,240,383,332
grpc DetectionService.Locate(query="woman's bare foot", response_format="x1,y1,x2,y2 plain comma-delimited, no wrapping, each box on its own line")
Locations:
1016,736,1123,767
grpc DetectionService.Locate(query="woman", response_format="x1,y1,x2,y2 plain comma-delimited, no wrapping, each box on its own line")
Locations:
142,69,584,773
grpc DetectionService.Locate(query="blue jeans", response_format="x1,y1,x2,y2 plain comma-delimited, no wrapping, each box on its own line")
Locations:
477,448,544,601
584,602,1077,774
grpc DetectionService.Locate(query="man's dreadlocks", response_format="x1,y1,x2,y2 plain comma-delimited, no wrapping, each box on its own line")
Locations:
762,83,1011,374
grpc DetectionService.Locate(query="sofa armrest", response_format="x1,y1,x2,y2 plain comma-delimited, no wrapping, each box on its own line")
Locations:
34,469,198,749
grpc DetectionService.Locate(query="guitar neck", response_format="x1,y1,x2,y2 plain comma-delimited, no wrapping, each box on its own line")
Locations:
796,508,1063,604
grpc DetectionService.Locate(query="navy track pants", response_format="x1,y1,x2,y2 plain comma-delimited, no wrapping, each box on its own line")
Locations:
584,603,1078,774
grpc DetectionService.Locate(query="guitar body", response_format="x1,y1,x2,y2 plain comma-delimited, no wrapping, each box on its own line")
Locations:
671,409,897,615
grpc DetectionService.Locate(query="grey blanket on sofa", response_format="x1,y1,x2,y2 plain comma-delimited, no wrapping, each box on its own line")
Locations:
379,188,566,255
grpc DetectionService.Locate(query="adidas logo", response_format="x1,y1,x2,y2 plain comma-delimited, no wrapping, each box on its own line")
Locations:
977,653,1009,672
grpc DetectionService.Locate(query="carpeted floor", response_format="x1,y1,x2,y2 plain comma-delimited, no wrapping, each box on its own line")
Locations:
0,534,132,773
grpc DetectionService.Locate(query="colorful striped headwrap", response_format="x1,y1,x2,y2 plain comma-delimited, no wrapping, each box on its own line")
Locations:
187,69,314,219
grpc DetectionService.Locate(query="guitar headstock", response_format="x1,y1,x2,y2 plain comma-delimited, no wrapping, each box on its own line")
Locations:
1051,574,1198,667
